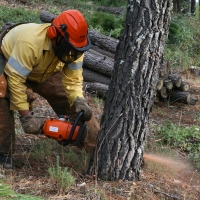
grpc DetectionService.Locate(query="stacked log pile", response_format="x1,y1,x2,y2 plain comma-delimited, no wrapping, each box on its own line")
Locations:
156,63,198,105
83,31,198,105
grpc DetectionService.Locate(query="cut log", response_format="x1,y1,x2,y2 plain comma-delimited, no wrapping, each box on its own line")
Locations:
169,91,191,104
189,66,200,76
159,62,170,79
83,68,110,85
40,10,56,23
88,29,118,53
163,79,173,90
83,82,108,97
179,81,190,92
154,95,160,103
157,79,164,90
91,45,115,59
189,97,199,105
1,22,16,32
157,87,168,99
168,74,182,87
84,49,114,77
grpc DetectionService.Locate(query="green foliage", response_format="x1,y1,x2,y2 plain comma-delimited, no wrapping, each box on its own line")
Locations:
29,139,55,163
168,21,183,44
88,11,124,38
0,183,43,200
30,139,90,173
92,0,127,7
92,96,105,106
165,14,200,69
155,121,200,169
64,148,90,173
48,156,75,194
0,6,40,30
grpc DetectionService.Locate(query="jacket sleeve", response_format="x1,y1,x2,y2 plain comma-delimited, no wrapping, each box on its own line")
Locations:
62,54,84,107
4,41,39,110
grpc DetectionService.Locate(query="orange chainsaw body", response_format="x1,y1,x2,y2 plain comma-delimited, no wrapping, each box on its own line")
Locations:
42,119,80,141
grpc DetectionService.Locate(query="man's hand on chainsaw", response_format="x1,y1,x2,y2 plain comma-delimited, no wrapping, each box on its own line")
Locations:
73,97,92,121
20,111,46,134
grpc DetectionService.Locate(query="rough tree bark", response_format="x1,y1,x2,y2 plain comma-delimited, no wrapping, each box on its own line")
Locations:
88,0,173,181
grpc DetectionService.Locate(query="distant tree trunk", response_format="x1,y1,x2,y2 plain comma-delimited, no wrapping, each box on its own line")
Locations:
173,0,182,12
88,0,173,181
191,0,196,14
183,0,190,13
177,0,181,12
199,0,200,18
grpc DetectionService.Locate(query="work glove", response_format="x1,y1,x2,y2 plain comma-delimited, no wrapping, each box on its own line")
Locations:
73,97,92,121
20,111,46,134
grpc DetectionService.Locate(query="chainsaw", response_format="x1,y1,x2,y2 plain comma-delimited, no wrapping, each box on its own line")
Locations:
42,111,87,146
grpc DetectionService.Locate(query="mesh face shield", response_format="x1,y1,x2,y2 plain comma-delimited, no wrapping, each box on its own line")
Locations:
54,36,91,64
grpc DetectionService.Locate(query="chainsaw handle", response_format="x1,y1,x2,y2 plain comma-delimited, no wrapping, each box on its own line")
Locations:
58,111,84,146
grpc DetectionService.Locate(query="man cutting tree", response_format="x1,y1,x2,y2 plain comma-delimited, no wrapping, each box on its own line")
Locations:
0,9,98,169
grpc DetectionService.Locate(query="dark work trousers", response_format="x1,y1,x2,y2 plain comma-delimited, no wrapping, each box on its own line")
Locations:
0,54,15,156
26,71,77,118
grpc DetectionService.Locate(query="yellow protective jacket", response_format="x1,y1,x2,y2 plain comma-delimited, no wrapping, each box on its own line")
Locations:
1,23,84,111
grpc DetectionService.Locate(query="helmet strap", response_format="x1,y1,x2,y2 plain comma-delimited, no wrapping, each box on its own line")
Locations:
55,32,63,47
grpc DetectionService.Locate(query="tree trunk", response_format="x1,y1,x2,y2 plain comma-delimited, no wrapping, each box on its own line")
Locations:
191,0,196,14
177,0,181,12
173,0,183,13
88,0,173,181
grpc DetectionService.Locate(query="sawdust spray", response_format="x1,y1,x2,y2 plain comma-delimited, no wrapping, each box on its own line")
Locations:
143,154,187,171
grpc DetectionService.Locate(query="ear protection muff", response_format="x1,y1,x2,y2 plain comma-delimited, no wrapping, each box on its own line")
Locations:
47,25,57,39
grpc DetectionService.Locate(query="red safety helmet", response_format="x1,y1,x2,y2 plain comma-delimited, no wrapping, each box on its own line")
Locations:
47,9,90,48
47,9,91,63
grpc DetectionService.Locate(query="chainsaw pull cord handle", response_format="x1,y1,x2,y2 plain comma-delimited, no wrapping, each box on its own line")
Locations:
59,111,84,146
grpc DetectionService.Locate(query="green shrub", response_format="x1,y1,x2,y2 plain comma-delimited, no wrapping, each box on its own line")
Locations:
88,11,124,38
92,0,127,7
64,148,90,174
48,156,75,194
165,14,200,69
29,138,90,174
29,138,58,163
168,21,183,44
155,121,200,169
0,6,40,30
0,182,43,200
